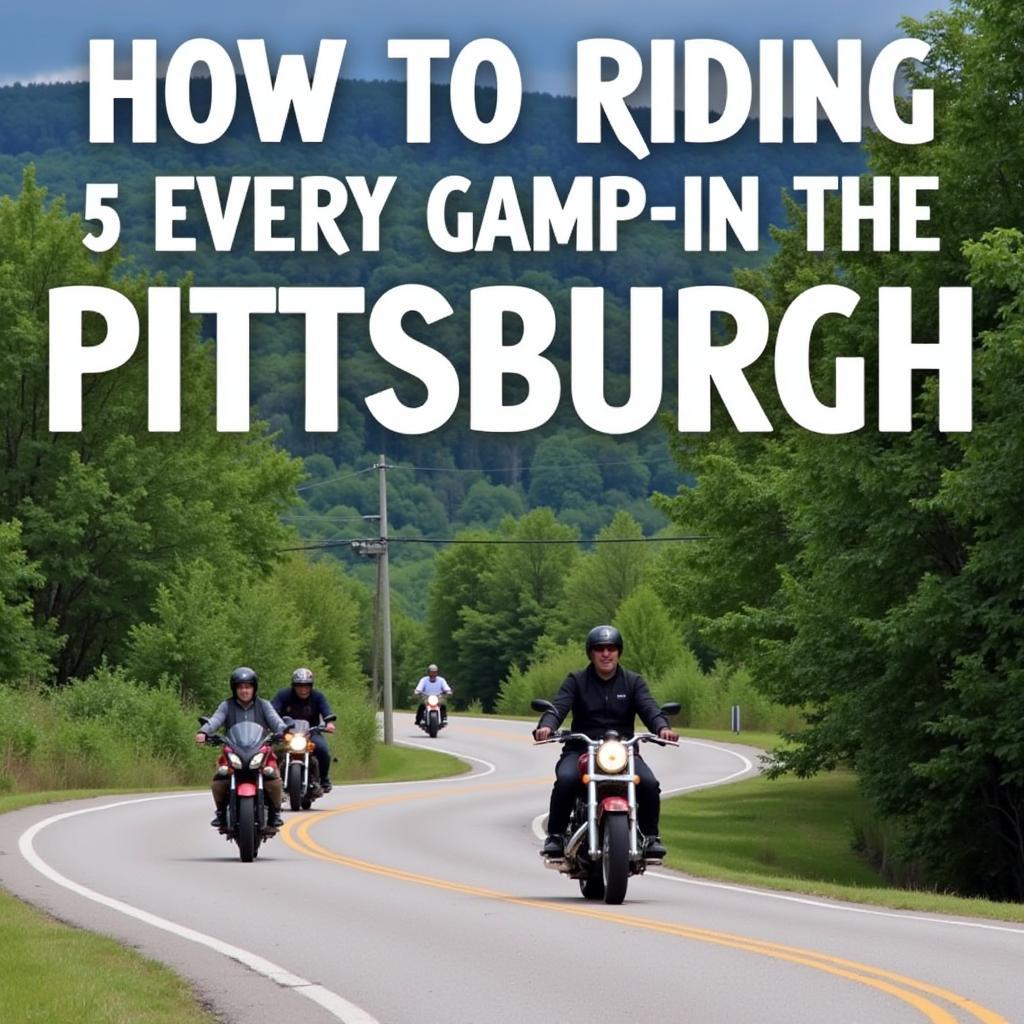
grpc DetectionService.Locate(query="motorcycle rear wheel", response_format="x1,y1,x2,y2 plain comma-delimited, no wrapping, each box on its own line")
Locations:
601,814,630,905
237,796,257,863
287,763,303,811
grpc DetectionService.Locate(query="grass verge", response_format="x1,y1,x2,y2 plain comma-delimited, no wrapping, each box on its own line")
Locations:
0,742,466,1024
660,769,1024,923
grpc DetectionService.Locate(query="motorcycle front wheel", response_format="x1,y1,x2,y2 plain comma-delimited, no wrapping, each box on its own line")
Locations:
237,796,257,863
601,814,630,905
287,763,303,811
428,714,439,738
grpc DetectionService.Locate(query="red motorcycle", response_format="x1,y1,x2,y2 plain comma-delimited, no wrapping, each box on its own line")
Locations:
532,698,679,904
200,718,280,862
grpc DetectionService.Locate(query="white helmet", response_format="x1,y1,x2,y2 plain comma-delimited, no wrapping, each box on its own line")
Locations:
427,664,438,673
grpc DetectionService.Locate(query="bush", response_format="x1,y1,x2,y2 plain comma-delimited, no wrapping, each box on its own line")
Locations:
331,689,379,770
650,651,715,726
495,643,581,716
0,684,45,788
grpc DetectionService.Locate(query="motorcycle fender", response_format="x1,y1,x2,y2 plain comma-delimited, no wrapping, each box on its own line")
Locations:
236,782,258,797
597,796,630,822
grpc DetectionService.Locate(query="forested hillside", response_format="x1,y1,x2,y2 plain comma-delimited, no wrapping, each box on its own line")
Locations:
0,76,864,580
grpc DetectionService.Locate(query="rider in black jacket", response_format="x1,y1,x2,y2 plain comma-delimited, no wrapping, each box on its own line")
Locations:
271,667,336,792
533,625,678,860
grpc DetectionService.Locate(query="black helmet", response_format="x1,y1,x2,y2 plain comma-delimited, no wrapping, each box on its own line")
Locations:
585,625,623,654
230,666,259,695
292,667,314,687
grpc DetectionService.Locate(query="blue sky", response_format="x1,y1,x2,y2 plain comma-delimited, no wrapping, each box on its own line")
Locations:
2,0,950,92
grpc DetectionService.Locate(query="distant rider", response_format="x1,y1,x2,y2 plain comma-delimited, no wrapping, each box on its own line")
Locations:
533,625,678,860
414,663,452,726
271,667,336,792
195,666,287,831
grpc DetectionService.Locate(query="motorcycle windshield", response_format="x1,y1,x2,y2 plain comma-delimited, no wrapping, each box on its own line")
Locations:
225,721,268,756
289,720,311,734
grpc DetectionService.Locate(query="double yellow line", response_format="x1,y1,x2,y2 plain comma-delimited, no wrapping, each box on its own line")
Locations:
281,786,1009,1024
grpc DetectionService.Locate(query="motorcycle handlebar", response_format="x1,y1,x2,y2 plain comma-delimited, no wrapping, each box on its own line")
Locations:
533,731,678,747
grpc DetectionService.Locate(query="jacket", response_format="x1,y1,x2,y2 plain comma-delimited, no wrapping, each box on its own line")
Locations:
200,696,287,736
271,686,334,727
537,664,668,748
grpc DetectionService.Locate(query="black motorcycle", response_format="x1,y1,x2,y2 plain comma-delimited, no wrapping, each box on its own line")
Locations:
200,718,279,862
279,715,336,811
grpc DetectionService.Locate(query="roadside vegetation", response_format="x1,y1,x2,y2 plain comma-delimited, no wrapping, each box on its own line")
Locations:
0,885,217,1024
660,766,1024,924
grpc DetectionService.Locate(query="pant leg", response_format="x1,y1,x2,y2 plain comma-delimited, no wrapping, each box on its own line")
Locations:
547,749,583,834
264,767,283,811
211,778,228,809
312,734,331,780
635,755,662,835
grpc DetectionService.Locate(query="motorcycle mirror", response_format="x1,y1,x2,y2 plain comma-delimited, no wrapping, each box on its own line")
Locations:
659,702,681,718
324,714,338,723
530,698,555,714
198,716,210,726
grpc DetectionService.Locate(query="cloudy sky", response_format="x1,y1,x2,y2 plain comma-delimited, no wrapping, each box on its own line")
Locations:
2,0,950,92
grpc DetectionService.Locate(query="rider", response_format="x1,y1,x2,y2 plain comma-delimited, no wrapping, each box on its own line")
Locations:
414,663,452,726
195,666,287,831
532,625,679,860
271,667,337,793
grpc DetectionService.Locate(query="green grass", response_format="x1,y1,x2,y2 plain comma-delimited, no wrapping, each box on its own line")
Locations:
356,741,470,783
0,741,465,1023
0,889,217,1024
660,770,1024,923
679,727,787,753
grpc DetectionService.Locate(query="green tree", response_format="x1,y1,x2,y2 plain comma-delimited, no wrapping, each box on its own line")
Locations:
0,518,56,682
551,510,650,641
654,0,1024,898
427,510,579,708
123,559,237,708
0,168,303,682
615,584,684,684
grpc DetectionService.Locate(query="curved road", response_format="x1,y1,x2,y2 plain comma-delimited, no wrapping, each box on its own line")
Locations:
0,714,1021,1024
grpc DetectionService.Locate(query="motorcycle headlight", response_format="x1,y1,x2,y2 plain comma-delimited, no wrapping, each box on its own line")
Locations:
288,734,307,752
427,695,439,707
248,751,266,769
595,740,628,774
227,752,243,769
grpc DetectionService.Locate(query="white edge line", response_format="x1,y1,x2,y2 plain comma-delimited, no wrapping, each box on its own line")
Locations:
385,738,497,780
531,740,1024,936
17,794,381,1024
645,871,1024,936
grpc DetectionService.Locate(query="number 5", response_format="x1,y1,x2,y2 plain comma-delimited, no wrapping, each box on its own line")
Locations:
83,183,120,252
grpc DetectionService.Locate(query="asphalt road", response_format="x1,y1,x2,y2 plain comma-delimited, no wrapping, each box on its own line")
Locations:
0,713,1021,1024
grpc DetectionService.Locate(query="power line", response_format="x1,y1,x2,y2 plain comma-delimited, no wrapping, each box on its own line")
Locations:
280,534,708,552
296,465,376,492
398,456,678,474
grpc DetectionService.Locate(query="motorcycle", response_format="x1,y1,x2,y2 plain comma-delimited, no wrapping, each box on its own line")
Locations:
531,698,680,905
199,717,280,863
417,693,448,738
278,714,336,811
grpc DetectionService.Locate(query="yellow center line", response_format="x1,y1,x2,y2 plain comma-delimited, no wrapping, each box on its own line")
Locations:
280,787,1008,1024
